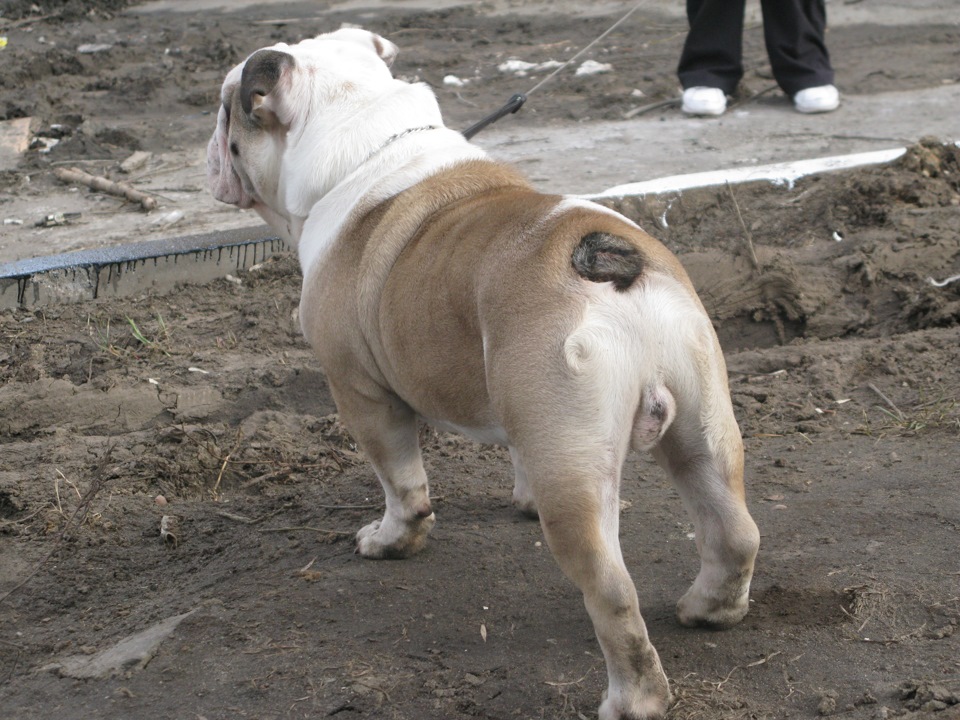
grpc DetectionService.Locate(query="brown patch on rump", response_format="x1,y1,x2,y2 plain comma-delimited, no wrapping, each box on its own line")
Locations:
571,232,645,291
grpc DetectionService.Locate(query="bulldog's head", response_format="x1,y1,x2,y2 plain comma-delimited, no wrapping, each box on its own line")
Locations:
207,28,425,239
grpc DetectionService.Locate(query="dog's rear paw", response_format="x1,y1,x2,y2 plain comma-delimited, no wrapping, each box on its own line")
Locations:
676,585,750,629
356,513,435,559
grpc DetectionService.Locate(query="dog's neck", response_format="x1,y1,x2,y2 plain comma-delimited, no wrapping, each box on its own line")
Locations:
361,125,441,166
292,128,488,276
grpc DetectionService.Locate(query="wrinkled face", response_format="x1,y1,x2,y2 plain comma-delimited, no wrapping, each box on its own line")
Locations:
206,28,399,216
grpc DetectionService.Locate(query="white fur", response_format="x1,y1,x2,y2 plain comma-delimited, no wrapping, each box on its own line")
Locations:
208,29,486,273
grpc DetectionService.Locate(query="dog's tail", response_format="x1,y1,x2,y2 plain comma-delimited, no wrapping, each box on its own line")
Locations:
571,232,645,292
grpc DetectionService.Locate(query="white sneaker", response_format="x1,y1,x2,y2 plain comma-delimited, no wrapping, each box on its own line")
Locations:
681,87,727,116
793,84,839,114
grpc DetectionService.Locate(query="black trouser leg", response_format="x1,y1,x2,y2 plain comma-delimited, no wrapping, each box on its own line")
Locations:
678,0,747,95
760,0,835,96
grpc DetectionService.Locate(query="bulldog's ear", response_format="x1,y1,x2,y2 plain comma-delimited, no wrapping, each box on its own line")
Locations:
370,33,398,67
331,28,398,68
240,48,295,125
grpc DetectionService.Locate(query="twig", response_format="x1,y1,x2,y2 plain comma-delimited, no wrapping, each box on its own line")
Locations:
240,469,293,489
726,181,761,271
49,158,115,166
623,97,681,119
0,506,46,527
213,453,231,496
0,637,24,682
545,667,596,687
728,83,780,110
130,161,197,182
0,447,113,606
315,503,382,510
54,166,158,211
352,680,393,706
867,382,904,421
250,16,324,26
217,508,286,525
716,650,782,690
54,474,64,517
0,12,59,30
259,526,354,536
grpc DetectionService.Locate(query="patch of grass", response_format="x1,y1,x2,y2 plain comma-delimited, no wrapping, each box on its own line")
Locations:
866,383,960,436
90,313,172,359
127,314,169,355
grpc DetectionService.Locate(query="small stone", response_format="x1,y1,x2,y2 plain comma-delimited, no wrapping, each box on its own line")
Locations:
154,495,167,506
818,691,838,716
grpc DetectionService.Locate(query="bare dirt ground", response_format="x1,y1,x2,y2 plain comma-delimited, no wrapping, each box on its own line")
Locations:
1,1,959,719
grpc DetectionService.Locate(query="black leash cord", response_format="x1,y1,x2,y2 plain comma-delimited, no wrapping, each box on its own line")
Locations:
458,1,648,139
461,93,526,140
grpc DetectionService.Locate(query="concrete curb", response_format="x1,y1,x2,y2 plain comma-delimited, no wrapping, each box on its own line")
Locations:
0,226,283,310
0,147,915,310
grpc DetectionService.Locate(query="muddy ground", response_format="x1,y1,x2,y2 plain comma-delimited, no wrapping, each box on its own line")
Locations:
1,1,960,719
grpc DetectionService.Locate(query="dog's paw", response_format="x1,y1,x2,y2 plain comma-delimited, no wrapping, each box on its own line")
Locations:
598,686,671,720
356,513,435,559
676,584,750,629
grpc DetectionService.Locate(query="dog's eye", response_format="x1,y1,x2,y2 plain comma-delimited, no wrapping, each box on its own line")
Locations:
230,142,240,156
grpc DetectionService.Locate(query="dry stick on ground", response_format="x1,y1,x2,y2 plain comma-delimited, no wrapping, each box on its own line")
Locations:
623,97,681,119
54,166,158,211
0,637,25,683
259,526,355,536
0,447,113,606
727,83,780,111
715,650,783,691
0,12,59,30
867,382,905,422
726,181,762,271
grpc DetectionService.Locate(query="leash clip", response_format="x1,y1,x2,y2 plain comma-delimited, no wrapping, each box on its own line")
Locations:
462,93,527,140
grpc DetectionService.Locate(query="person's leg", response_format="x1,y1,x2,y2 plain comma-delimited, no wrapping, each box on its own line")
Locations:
678,0,748,94
760,0,835,96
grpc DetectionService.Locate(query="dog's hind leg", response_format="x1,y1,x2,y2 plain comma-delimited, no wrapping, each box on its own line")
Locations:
330,383,435,559
521,446,672,719
652,339,760,629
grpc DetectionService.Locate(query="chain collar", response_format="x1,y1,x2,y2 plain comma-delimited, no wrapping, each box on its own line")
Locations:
361,125,440,166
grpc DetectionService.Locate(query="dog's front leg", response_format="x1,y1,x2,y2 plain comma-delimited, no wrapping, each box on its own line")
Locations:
330,383,435,559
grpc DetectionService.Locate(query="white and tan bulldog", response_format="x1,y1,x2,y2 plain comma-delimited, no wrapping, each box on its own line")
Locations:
208,28,760,720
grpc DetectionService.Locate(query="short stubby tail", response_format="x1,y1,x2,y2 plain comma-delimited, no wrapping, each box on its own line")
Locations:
571,232,645,291
631,384,676,451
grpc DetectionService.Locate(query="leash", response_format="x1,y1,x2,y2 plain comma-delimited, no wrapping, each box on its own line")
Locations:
461,1,648,140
